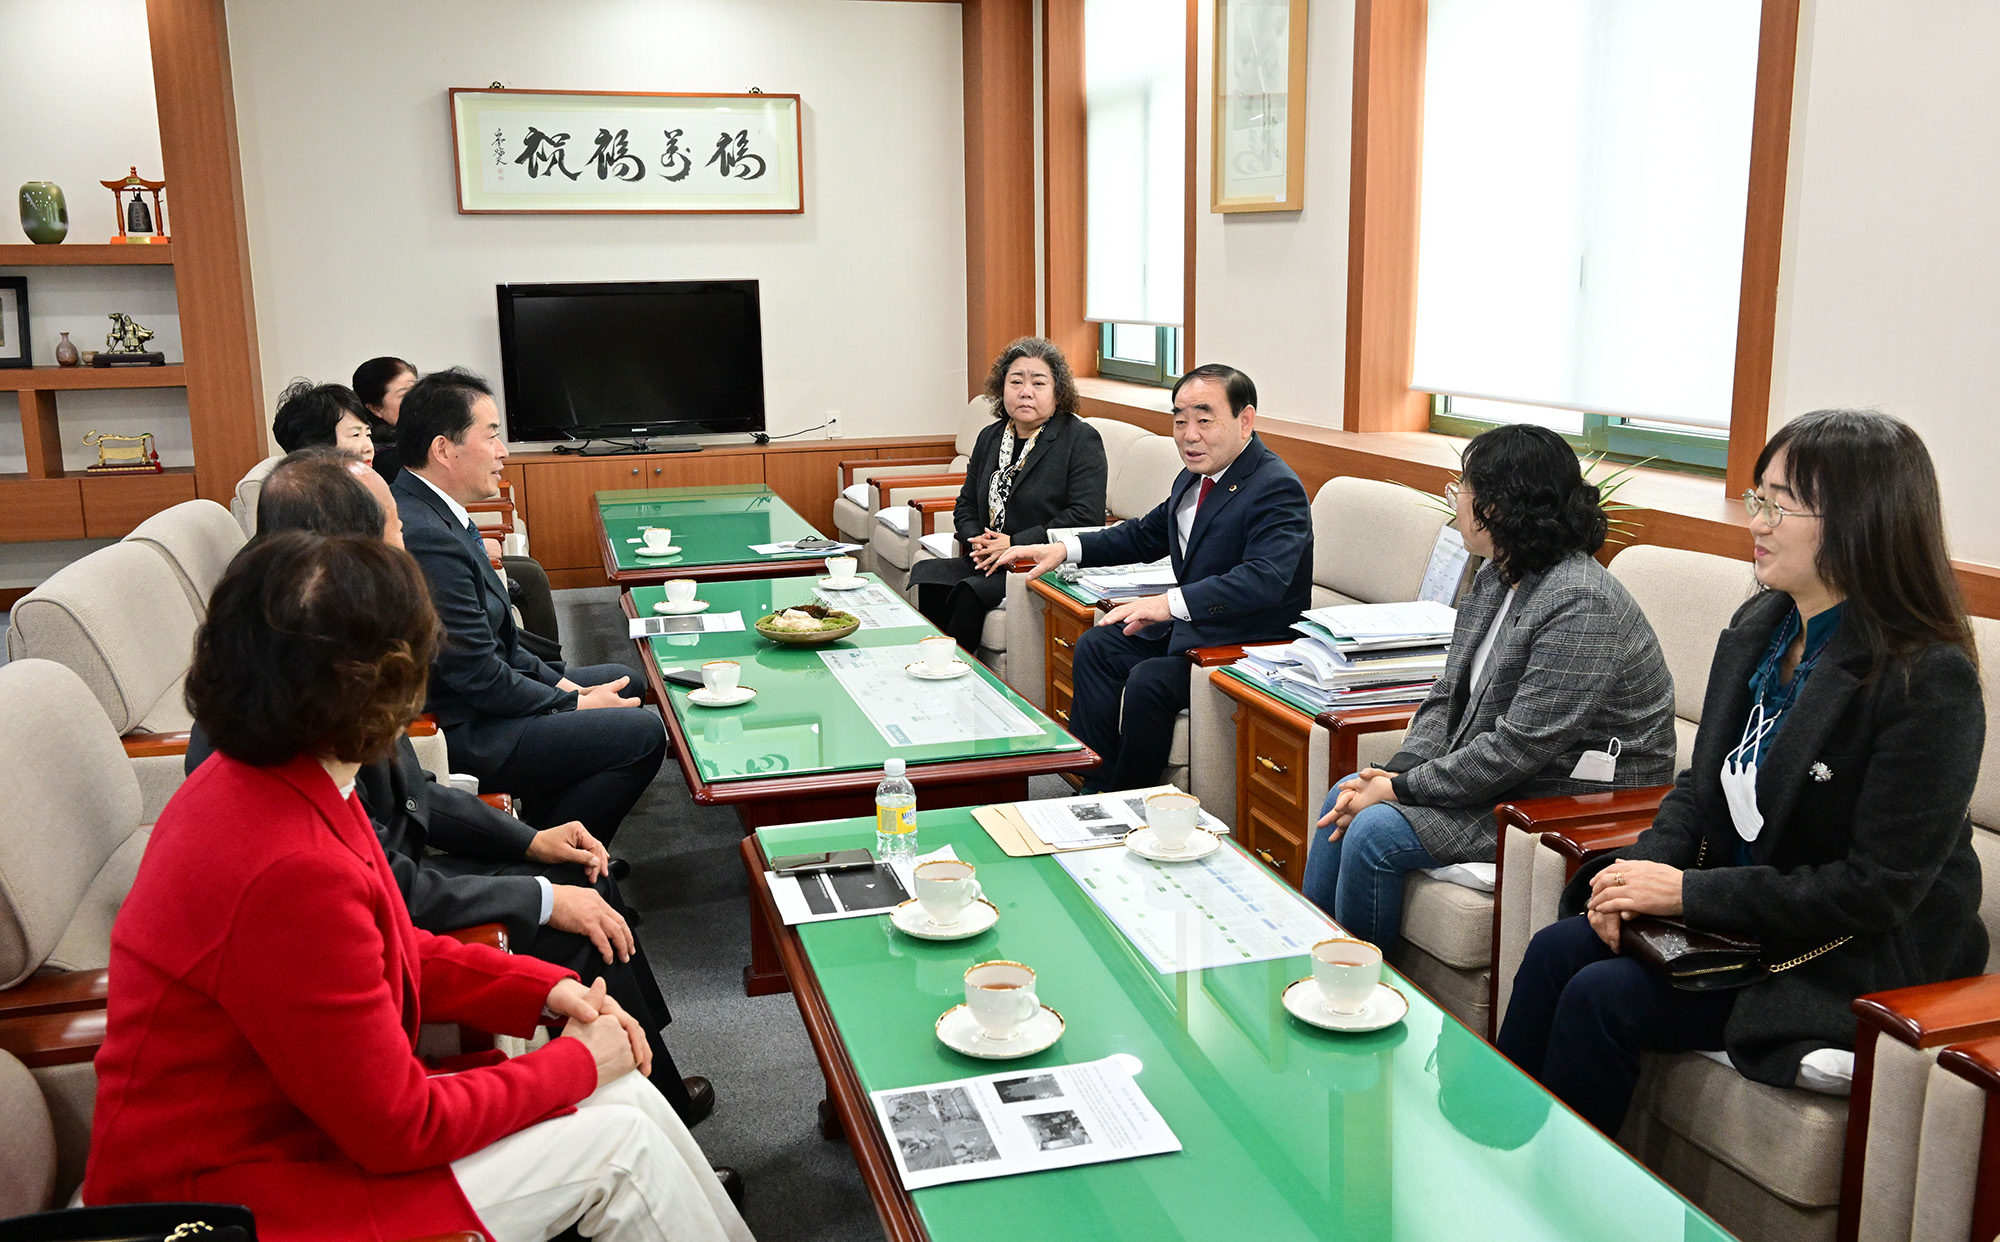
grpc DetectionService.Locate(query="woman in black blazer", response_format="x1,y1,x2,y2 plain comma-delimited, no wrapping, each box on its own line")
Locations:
1498,408,1987,1137
910,337,1108,653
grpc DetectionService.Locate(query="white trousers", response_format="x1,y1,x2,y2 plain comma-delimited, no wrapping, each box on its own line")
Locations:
451,1071,754,1242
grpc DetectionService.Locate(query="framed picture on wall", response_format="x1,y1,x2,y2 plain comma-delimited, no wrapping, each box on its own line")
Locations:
449,87,804,214
1212,0,1308,213
0,277,30,368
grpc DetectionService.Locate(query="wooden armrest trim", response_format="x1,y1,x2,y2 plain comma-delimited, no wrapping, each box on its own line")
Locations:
875,473,967,504
1938,1036,2000,1095
1496,787,1671,832
478,792,514,813
0,968,110,1018
1187,644,1247,668
0,1007,107,1068
1539,819,1651,868
1854,975,2000,1050
408,714,440,737
443,922,511,954
841,455,953,487
910,496,957,514
1312,703,1420,734
122,730,192,758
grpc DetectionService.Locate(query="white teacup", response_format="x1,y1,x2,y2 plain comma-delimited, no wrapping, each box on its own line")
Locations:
964,960,1039,1041
1145,791,1202,852
642,526,673,551
1311,937,1383,1014
664,578,697,605
919,635,960,673
826,555,859,582
700,660,740,696
914,859,982,927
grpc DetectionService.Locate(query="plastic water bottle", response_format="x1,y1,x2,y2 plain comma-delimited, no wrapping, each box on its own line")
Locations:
875,758,918,860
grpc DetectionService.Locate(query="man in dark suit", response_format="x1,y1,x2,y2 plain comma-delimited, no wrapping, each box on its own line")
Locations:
391,368,666,845
1002,364,1313,791
208,448,715,1126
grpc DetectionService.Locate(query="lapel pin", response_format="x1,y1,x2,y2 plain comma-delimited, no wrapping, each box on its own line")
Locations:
1810,762,1833,783
1228,484,1237,491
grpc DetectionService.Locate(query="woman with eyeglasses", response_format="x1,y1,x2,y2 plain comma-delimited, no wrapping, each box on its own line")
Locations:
1498,408,1986,1139
1301,423,1679,957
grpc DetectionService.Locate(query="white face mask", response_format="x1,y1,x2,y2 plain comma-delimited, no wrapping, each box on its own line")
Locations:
1721,703,1779,842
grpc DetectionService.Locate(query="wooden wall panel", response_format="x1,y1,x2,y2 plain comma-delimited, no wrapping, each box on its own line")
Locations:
1042,0,1092,374
0,479,85,544
962,0,1038,391
146,0,268,505
764,448,851,535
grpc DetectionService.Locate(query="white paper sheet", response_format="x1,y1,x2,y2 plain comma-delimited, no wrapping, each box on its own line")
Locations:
820,645,1044,746
750,539,864,556
626,611,746,638
872,1056,1181,1190
1419,523,1473,605
1304,599,1457,639
813,583,926,630
1055,842,1337,974
767,846,962,925
1016,787,1229,850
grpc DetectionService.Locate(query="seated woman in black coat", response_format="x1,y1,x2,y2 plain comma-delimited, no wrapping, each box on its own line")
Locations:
1498,408,1987,1138
911,337,1108,654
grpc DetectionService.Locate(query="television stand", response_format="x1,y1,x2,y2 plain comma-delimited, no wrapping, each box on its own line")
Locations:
557,438,705,457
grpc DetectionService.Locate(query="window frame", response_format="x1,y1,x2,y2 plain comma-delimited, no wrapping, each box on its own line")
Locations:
1096,323,1182,387
1430,397,1729,476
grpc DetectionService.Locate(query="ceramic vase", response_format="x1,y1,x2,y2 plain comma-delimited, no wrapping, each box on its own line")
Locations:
54,332,79,367
18,182,68,244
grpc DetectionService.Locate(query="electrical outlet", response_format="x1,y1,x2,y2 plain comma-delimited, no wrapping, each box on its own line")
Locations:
825,410,842,439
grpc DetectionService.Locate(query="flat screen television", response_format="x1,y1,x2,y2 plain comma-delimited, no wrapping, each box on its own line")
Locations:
495,279,766,445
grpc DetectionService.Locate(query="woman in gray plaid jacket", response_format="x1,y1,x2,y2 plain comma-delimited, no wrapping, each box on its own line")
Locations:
1301,423,1678,946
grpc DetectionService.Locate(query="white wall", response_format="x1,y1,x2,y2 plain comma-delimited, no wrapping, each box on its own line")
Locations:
1191,0,1353,428
225,0,968,447
1768,0,2000,564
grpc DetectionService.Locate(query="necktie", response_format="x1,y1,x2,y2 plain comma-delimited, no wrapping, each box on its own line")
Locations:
1196,477,1215,509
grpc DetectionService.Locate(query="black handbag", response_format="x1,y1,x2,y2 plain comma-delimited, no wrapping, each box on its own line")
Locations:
1621,916,1767,991
0,1204,253,1242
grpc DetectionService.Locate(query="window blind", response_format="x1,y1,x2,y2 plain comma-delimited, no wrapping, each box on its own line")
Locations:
1411,0,1761,429
1084,0,1185,327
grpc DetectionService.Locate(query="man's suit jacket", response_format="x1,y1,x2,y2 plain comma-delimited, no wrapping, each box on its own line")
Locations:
1562,590,1988,1087
186,726,545,945
394,468,575,772
86,752,594,1242
1077,432,1312,652
1385,551,1678,862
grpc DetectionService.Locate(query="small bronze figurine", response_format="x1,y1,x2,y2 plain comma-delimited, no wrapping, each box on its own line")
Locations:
92,312,166,367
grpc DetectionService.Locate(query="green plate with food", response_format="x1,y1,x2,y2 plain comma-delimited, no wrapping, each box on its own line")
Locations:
754,604,861,645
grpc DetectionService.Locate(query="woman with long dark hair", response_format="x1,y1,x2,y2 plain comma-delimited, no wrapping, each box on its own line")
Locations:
1300,423,1678,949
353,354,418,482
909,337,1108,655
1498,409,1986,1137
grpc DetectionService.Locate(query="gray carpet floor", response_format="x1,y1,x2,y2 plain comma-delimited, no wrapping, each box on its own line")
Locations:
553,587,1072,1242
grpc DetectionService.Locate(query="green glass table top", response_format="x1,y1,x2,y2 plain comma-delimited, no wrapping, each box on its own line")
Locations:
760,810,1729,1242
598,484,834,573
631,575,1083,784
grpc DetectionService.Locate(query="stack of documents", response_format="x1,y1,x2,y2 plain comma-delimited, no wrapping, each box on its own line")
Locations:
1074,562,1177,600
1232,600,1455,710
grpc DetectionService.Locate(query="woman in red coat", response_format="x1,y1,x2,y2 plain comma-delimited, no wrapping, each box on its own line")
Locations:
84,532,752,1242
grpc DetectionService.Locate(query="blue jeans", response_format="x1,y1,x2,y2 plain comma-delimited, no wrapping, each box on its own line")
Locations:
1300,775,1439,946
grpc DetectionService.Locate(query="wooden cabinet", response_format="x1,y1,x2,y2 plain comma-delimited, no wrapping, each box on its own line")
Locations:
80,468,198,537
1029,580,1095,732
0,477,86,543
1233,694,1315,886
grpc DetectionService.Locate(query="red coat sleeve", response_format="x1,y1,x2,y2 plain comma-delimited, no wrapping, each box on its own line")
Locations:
214,851,598,1175
412,925,573,1034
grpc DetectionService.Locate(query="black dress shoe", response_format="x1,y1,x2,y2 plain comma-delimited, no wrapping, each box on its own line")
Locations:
608,857,631,881
713,1166,745,1210
680,1075,716,1126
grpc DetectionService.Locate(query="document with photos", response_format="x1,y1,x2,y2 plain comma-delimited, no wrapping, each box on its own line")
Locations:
766,846,962,926
749,539,865,556
871,1056,1181,1190
1017,788,1229,850
820,645,1046,747
1055,842,1337,974
813,582,925,630
626,611,746,638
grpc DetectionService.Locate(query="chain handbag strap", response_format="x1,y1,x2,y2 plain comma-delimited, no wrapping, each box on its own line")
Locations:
1696,834,1851,973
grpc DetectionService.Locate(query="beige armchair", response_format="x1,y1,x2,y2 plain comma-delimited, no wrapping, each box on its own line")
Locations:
123,498,246,617
832,397,988,583
230,452,283,536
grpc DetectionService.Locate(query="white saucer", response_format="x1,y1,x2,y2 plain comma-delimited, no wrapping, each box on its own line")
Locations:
1281,979,1409,1033
891,897,999,940
936,1002,1066,1059
906,660,973,681
819,576,868,590
653,600,709,615
1125,826,1220,862
634,546,683,558
688,686,756,707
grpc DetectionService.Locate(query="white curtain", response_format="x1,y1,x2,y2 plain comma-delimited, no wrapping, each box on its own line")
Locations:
1085,0,1185,326
1412,0,1761,429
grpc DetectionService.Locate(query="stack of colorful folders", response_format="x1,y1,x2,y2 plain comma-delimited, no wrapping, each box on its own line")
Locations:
1232,600,1455,711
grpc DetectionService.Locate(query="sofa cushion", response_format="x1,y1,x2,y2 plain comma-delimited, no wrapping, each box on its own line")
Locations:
1109,436,1183,521
1966,618,2000,834
920,532,958,560
44,829,149,973
876,505,913,535
833,495,872,542
1608,545,1756,727
1638,1050,1848,1208
980,607,1007,653
231,453,282,536
124,499,245,617
1398,874,1492,970
1312,477,1446,605
842,482,871,509
871,521,915,571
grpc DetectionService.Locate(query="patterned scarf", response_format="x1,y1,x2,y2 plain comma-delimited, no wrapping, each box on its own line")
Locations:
986,425,1040,531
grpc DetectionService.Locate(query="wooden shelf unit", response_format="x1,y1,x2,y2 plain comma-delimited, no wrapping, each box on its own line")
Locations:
0,244,174,266
0,365,188,392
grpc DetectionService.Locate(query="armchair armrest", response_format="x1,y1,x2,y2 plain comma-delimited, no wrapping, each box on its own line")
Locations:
1187,645,1247,668
1537,817,1652,875
841,455,953,488
1854,975,2000,1051
910,495,958,538
442,922,511,954
0,1006,107,1068
478,792,515,814
1494,786,1671,833
121,730,191,759
408,714,440,737
0,968,109,1019
875,472,967,507
1314,703,1420,782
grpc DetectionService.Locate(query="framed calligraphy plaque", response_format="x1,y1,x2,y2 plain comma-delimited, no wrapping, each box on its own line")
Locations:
449,88,803,214
1211,0,1307,213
